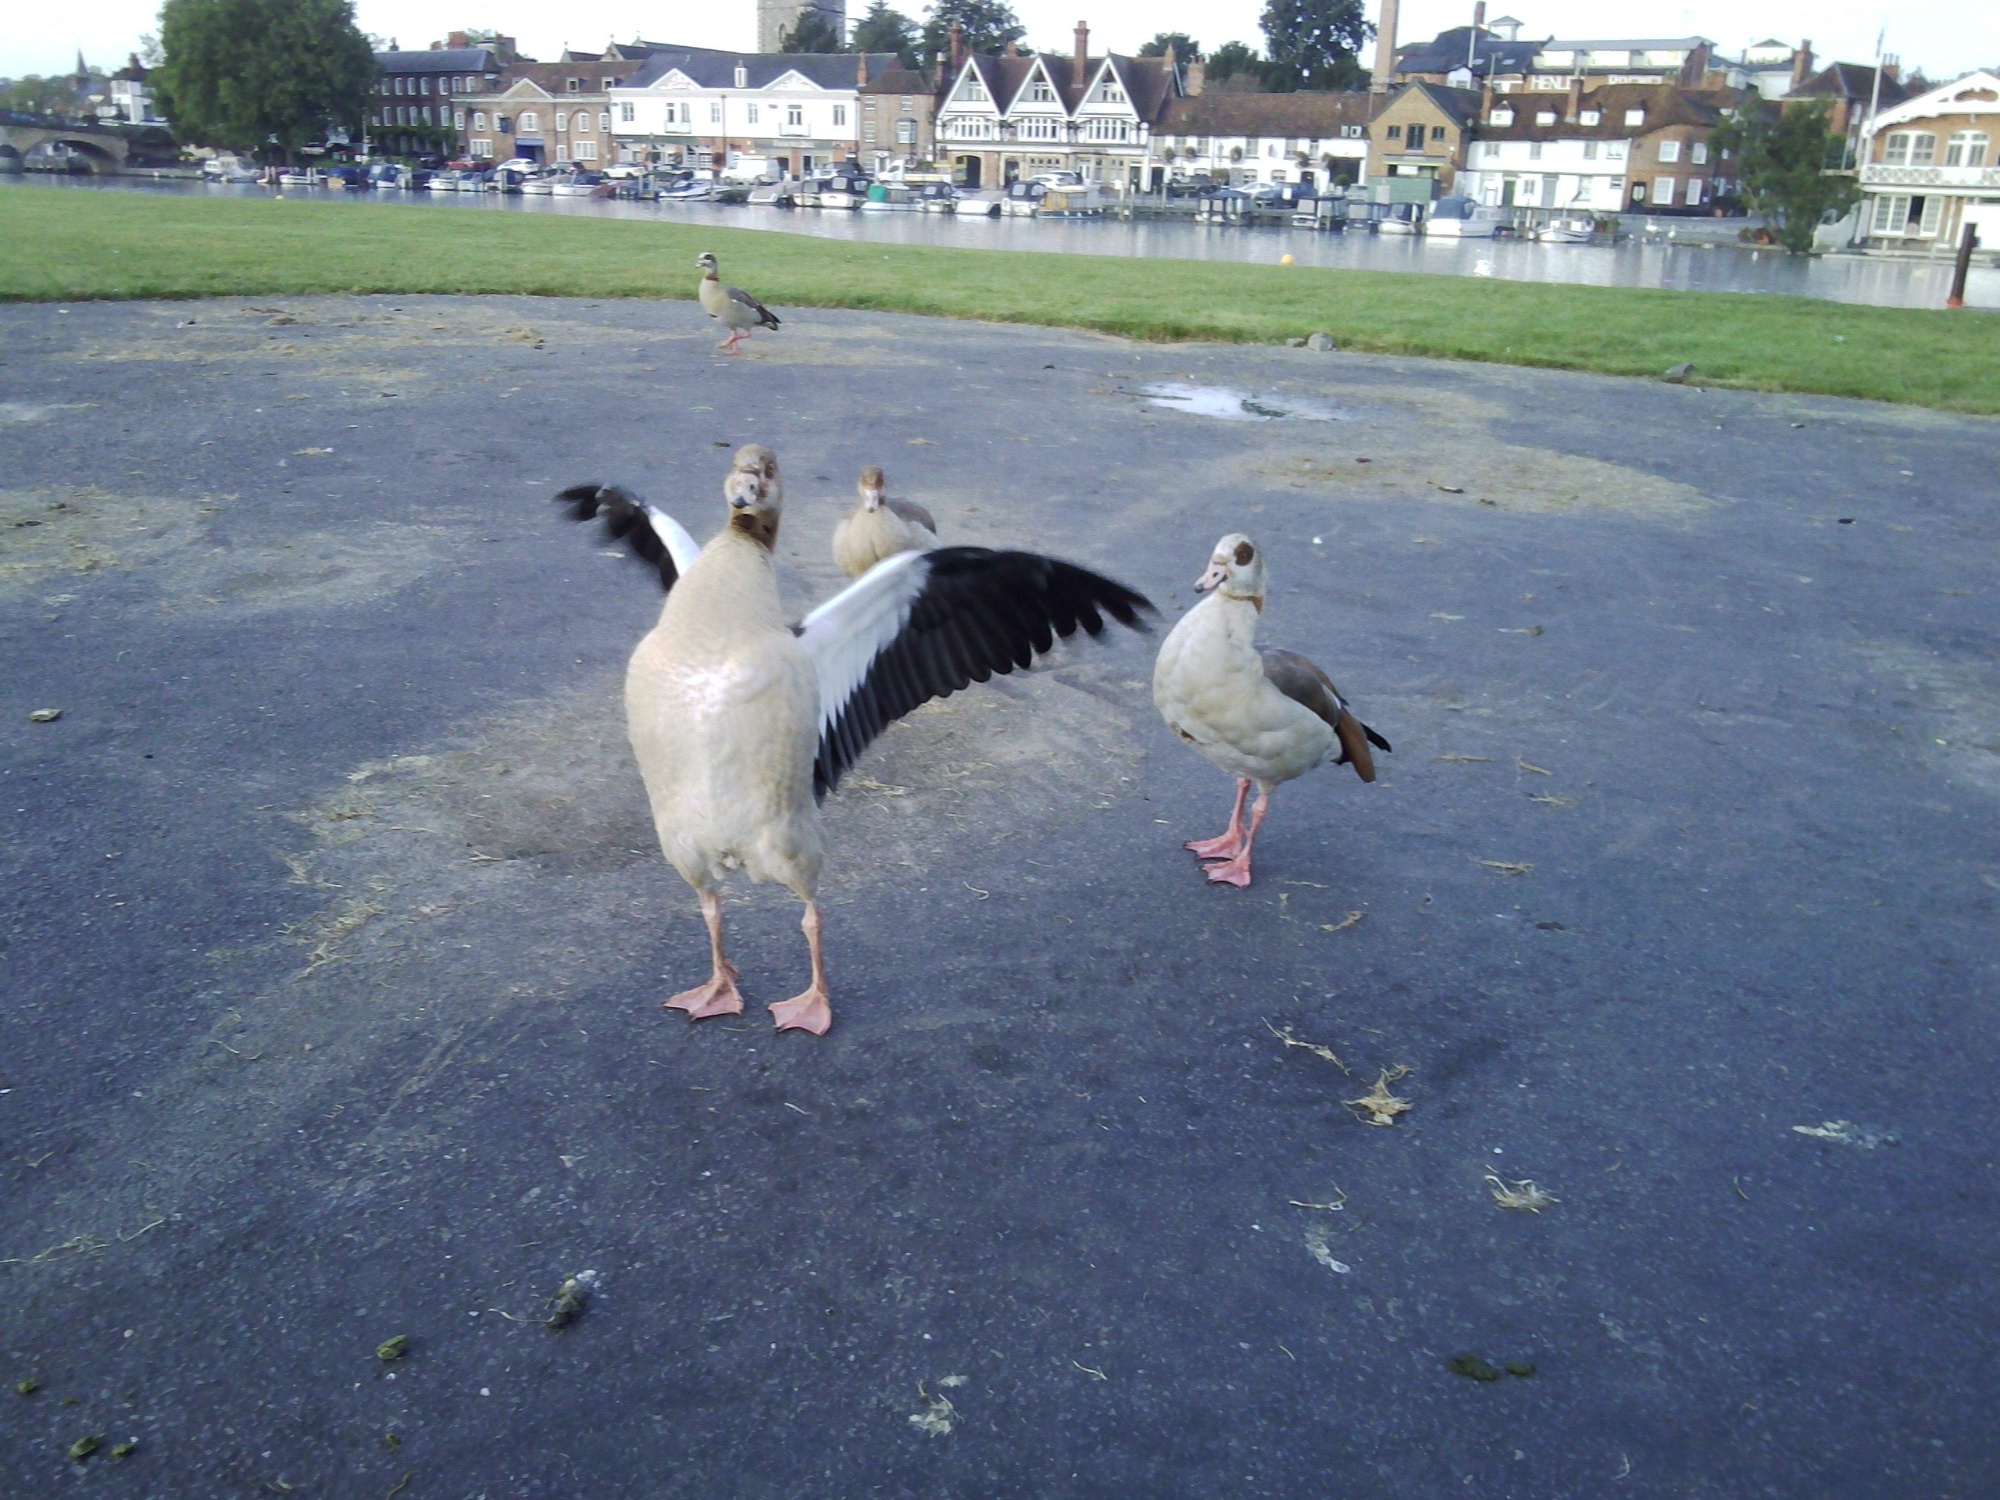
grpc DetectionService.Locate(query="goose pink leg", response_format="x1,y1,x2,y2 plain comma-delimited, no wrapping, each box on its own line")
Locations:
665,888,744,1020
1202,789,1270,888
1186,777,1252,860
769,901,833,1036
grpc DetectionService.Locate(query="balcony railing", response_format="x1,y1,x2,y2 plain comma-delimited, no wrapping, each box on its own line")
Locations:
779,120,809,137
1861,162,2000,188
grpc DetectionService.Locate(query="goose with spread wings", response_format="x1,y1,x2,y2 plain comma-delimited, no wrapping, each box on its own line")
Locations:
1153,533,1390,889
555,446,1152,1035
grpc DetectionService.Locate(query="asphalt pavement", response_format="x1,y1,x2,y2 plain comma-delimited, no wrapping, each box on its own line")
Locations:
2,294,1996,1497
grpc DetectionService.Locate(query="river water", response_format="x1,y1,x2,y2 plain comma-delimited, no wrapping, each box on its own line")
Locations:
10,174,1994,311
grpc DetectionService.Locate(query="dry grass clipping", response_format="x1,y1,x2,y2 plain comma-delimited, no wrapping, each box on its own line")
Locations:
1347,1066,1414,1126
908,1383,957,1437
1485,1173,1559,1212
1266,1019,1347,1072
1478,860,1535,876
296,898,384,977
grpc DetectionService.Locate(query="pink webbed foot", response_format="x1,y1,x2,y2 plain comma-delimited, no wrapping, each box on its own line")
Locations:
665,965,744,1020
769,986,832,1036
1202,854,1255,888
1184,830,1247,860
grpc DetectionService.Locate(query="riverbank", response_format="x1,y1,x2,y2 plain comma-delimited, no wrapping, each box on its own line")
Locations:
3,188,1995,412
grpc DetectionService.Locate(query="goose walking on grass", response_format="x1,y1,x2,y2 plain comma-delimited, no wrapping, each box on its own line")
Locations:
1153,534,1390,889
831,465,938,578
696,251,780,355
556,448,1152,1036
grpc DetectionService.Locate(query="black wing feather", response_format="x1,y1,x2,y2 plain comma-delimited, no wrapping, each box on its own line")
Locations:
554,482,679,592
813,547,1152,799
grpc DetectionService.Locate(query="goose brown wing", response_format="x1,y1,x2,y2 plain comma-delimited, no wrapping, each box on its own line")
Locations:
1260,647,1392,782
797,546,1153,800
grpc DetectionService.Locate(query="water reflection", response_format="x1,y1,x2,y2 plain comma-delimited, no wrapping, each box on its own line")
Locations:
9,175,1993,311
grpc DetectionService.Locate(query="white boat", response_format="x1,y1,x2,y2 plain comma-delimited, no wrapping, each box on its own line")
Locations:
1000,180,1046,217
916,182,957,213
549,171,605,198
860,183,917,211
1423,196,1507,238
521,175,555,195
956,187,1005,217
203,154,262,184
1537,214,1597,244
276,169,324,188
746,182,793,207
660,176,713,202
1378,209,1419,235
816,172,870,210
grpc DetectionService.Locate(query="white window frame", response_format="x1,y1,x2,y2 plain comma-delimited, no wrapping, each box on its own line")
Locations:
832,104,846,127
1918,195,1943,236
1654,176,1676,204
1658,139,1680,163
621,102,636,123
556,112,568,132
747,103,760,125
521,111,539,132
1945,131,1990,167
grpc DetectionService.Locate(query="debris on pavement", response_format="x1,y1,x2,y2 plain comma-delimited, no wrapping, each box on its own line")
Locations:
1304,1224,1352,1274
1792,1120,1899,1149
375,1334,409,1362
28,709,62,723
1448,1353,1501,1381
1347,1067,1414,1126
1486,1173,1559,1212
1267,1019,1347,1071
68,1434,101,1461
909,1382,957,1437
546,1270,599,1330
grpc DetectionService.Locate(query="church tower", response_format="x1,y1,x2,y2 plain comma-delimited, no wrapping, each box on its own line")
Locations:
758,0,847,53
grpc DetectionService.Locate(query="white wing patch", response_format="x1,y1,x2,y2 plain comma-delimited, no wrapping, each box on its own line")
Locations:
644,505,703,578
795,550,932,746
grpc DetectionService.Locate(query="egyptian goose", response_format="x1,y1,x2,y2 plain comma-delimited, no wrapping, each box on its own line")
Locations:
831,465,938,578
555,447,1151,1035
695,251,780,355
1152,534,1389,888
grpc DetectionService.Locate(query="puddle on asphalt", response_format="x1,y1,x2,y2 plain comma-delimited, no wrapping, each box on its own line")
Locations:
1139,383,1343,422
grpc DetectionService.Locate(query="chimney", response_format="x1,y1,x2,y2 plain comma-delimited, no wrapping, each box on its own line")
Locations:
1467,1,1485,72
1480,80,1493,118
1882,55,1899,81
1074,22,1090,89
858,51,869,86
1372,0,1400,93
934,50,946,88
1186,60,1205,95
448,31,467,48
1004,39,1018,58
950,23,965,72
1790,41,1814,92
1565,75,1582,120
429,40,443,51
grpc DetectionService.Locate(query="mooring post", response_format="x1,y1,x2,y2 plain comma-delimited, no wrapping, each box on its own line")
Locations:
1946,223,1978,309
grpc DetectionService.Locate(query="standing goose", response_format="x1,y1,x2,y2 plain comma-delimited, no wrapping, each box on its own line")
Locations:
556,447,1152,1035
695,251,780,355
1153,534,1389,889
831,465,938,578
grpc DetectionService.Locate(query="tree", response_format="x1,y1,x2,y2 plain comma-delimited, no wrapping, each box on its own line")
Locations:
1139,33,1201,60
1259,0,1371,91
853,1,921,66
0,74,80,117
920,0,1025,66
152,0,375,161
1204,41,1264,89
779,6,845,53
1712,98,1858,253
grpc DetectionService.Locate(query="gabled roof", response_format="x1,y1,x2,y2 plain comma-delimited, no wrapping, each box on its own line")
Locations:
1158,91,1375,137
1793,61,1909,108
857,67,937,98
1395,27,1538,79
1864,69,2000,131
1387,81,1483,128
1098,54,1179,122
625,49,900,91
1474,82,1734,139
377,48,498,74
482,60,647,98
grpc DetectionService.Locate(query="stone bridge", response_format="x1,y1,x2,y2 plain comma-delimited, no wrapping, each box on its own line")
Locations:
0,112,134,170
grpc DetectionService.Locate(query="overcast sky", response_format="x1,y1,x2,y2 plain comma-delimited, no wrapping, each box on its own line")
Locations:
5,1,1987,88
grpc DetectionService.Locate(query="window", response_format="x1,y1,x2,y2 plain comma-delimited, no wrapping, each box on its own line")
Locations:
1919,195,1943,235
1483,140,1500,159
1030,80,1055,102
1268,141,1279,157
897,118,915,144
1658,139,1680,163
1946,131,1989,167
1691,141,1708,165
497,115,511,133
474,112,487,130
576,140,597,160
566,78,580,93
1910,133,1937,164
1685,177,1702,205
1529,141,1542,159
599,113,609,132
1872,193,1907,233
734,65,748,88
1387,124,1402,139
472,139,494,157
421,107,432,125
602,78,616,91
395,78,405,95
1535,109,1554,126
833,104,846,126
556,144,568,161
865,96,877,111
1654,175,1675,204
556,113,568,132
1582,140,1598,160
454,110,465,129
961,79,987,102
747,103,760,124
1630,179,1646,202
1490,108,1514,126
1431,125,1446,142
420,77,431,95
1606,142,1625,160
787,104,803,127
1624,108,1644,126
520,111,538,132
865,123,877,142
1883,131,1911,165
1580,109,1599,125
622,103,636,122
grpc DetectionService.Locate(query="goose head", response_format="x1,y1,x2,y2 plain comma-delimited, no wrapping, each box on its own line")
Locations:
858,465,886,512
1195,533,1266,604
724,444,783,547
696,251,718,275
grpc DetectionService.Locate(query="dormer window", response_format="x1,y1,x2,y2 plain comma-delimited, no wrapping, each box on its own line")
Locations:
1030,80,1055,102
1535,110,1554,125
1624,108,1644,126
602,77,615,91
961,78,987,102
1490,108,1514,125
567,78,580,93
734,65,748,88
1580,108,1600,125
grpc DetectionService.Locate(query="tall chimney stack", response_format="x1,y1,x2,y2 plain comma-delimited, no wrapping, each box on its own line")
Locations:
950,23,965,71
1372,0,1401,93
1074,22,1090,89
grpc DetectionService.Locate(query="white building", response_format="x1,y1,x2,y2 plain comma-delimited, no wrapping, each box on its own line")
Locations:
1146,93,1375,189
609,47,898,175
1457,83,1731,213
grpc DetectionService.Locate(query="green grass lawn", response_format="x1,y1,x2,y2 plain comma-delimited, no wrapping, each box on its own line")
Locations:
3,186,1995,413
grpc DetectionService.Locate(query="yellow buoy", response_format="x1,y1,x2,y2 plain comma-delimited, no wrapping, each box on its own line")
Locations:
1279,253,1295,266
